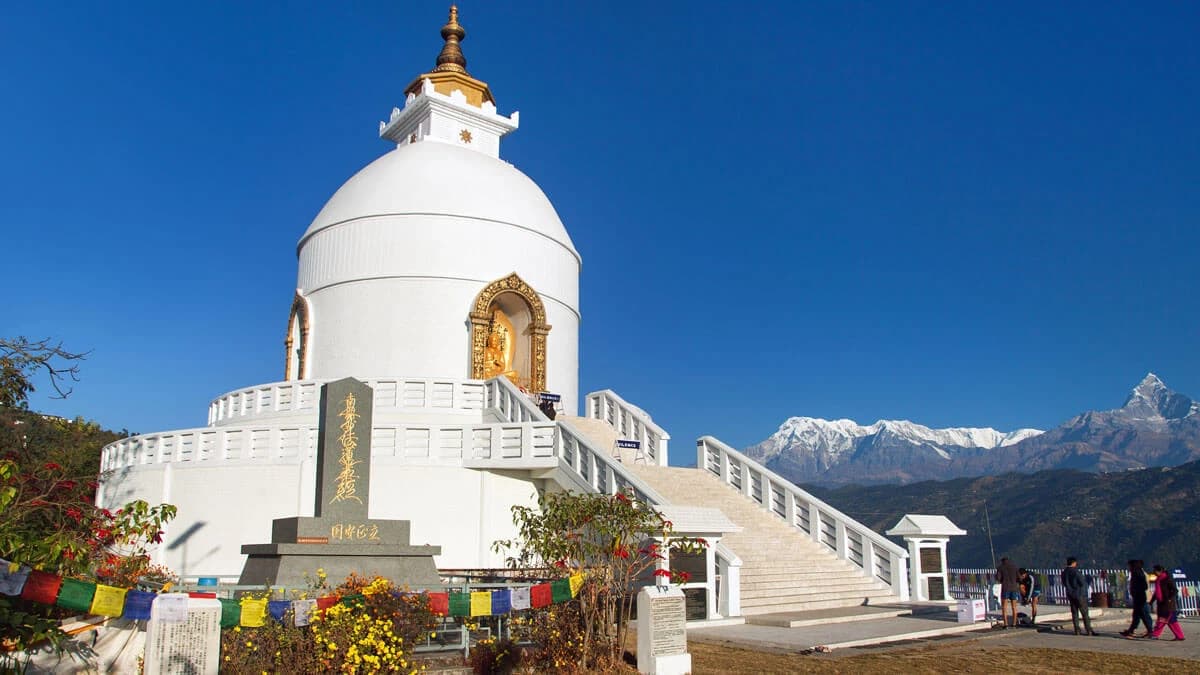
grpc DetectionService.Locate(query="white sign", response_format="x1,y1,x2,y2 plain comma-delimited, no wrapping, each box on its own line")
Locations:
144,596,221,675
957,598,986,624
636,586,691,675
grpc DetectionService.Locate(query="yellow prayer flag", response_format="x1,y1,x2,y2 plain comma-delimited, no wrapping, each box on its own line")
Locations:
240,597,268,628
89,584,128,617
569,573,584,598
469,591,492,617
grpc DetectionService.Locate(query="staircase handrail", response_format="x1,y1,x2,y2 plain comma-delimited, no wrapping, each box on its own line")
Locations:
585,389,670,465
698,435,909,599
484,377,549,424
555,418,670,506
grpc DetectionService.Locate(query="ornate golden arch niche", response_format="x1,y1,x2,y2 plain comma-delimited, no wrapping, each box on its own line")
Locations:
284,292,311,380
469,273,550,392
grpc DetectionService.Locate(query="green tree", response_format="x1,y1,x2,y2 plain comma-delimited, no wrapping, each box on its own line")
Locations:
493,490,705,671
1,336,176,660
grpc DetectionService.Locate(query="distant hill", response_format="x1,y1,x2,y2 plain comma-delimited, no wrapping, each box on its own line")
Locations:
747,373,1200,485
806,459,1200,573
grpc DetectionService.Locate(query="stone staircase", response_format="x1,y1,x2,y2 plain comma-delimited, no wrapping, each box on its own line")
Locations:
628,465,900,614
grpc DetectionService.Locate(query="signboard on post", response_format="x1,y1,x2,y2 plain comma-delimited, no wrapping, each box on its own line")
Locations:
636,586,691,675
144,596,221,675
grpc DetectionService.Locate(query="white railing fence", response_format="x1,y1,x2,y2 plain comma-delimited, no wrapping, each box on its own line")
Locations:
585,390,669,466
208,377,487,425
949,567,1199,617
483,377,548,424
697,435,910,600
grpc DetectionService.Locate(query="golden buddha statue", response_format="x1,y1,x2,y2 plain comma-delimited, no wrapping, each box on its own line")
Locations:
483,309,520,384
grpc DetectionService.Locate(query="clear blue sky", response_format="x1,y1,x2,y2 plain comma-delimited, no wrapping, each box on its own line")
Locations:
4,2,1198,465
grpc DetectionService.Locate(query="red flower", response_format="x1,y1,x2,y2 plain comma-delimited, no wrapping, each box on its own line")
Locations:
652,569,672,578
615,493,629,503
66,507,82,519
56,480,77,491
43,462,62,471
614,546,630,559
94,528,111,540
677,571,692,583
152,530,164,544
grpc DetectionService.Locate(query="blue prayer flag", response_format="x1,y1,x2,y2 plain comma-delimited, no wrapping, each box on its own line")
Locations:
491,588,511,615
123,590,156,620
268,600,291,623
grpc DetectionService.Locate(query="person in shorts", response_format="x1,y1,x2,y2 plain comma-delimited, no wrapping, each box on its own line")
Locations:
1018,568,1040,625
997,557,1021,628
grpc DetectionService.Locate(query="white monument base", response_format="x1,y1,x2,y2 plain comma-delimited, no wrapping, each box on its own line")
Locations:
636,586,692,675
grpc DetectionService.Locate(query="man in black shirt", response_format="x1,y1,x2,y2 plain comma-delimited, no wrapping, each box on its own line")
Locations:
1061,556,1096,635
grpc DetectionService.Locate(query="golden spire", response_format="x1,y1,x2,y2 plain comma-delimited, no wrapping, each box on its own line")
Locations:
434,5,468,73
404,5,495,107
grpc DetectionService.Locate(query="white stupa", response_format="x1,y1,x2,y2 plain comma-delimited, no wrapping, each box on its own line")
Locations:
99,7,913,619
100,6,583,577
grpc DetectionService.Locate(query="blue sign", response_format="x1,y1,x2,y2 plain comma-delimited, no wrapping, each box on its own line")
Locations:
197,577,219,587
616,439,641,449
539,392,561,403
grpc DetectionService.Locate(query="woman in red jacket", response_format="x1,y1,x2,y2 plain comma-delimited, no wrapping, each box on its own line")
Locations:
1149,565,1185,641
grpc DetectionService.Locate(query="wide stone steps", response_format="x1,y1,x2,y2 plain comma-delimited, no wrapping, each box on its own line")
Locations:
622,464,902,615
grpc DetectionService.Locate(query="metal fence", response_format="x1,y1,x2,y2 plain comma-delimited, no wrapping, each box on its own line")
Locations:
948,567,1199,617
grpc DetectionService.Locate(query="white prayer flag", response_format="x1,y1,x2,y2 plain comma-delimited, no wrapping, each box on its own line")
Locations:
293,598,317,627
510,586,531,611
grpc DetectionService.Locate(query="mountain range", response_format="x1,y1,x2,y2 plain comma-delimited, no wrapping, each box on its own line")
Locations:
746,373,1200,486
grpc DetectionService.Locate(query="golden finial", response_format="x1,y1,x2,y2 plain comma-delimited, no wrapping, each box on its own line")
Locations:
434,5,468,73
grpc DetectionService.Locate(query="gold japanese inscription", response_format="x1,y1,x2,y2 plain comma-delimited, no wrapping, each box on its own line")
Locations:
330,523,381,541
329,392,363,505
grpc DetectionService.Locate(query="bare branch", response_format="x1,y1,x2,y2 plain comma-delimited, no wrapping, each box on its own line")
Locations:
0,336,91,407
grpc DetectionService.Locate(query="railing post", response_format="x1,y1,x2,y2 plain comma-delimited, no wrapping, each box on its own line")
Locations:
808,504,822,544
760,477,772,511
784,492,796,529
718,552,741,618
863,540,876,583
892,554,910,601
835,521,848,561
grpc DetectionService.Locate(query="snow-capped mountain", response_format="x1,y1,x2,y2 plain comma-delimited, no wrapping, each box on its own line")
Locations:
745,417,1042,485
747,373,1200,486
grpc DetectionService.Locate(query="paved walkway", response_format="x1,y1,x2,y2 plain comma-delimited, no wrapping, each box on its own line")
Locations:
691,604,1196,659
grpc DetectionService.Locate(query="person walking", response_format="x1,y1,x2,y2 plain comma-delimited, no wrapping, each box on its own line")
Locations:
1061,557,1095,635
997,557,1021,628
1018,568,1041,625
1148,564,1185,641
1121,559,1154,638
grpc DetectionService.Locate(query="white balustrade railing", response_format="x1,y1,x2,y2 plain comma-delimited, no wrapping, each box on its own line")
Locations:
207,378,488,425
697,435,910,600
554,419,669,505
103,421,560,471
483,377,548,424
585,390,669,465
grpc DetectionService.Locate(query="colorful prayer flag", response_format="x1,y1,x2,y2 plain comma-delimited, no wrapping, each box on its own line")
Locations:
449,592,470,617
20,570,62,606
490,589,511,615
293,598,317,627
123,590,156,621
0,559,30,596
316,595,337,618
470,591,491,617
268,600,291,624
569,573,584,597
188,592,217,599
219,598,241,628
530,583,551,608
551,578,571,603
240,597,268,627
89,584,128,617
510,586,530,611
340,593,365,608
428,592,449,616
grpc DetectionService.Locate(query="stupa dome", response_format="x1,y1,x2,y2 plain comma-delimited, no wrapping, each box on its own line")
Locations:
299,141,577,257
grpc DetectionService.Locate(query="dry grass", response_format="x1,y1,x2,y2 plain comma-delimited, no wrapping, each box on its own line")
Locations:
687,640,1200,674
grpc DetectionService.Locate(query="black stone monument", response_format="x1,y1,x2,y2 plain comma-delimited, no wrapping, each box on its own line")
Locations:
239,377,441,588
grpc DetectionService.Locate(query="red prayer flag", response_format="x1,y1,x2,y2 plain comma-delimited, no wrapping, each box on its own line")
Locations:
428,592,449,616
188,592,217,598
20,570,62,606
530,583,552,608
316,595,338,618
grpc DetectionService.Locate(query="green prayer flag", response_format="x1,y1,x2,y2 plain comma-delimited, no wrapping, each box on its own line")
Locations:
340,593,365,608
449,592,470,617
551,578,571,603
56,578,97,613
219,598,241,628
